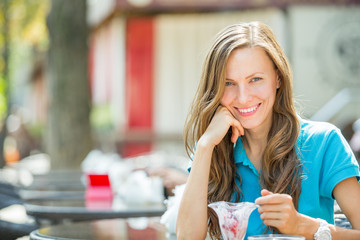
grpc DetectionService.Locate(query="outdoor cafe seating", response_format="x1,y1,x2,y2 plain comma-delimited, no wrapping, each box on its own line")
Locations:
0,150,186,239
29,218,176,240
0,150,354,239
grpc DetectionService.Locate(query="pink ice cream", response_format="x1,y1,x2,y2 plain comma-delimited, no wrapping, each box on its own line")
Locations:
208,201,258,240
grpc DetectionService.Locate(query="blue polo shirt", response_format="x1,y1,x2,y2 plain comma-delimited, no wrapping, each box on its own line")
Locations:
188,118,360,238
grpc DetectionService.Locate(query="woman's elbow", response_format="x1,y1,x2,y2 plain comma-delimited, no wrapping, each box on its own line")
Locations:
176,225,207,240
176,231,207,240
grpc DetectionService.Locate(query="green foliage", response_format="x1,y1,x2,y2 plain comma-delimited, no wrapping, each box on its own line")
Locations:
8,0,49,46
0,0,50,144
8,0,50,85
90,104,115,134
27,121,44,141
0,0,49,120
0,75,6,120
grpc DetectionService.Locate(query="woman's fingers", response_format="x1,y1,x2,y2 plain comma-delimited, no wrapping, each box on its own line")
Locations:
231,126,240,143
258,203,284,212
222,105,244,137
256,189,300,234
232,118,244,136
260,189,273,197
225,109,244,143
259,211,288,221
256,192,292,205
261,219,286,229
204,105,244,146
260,209,295,231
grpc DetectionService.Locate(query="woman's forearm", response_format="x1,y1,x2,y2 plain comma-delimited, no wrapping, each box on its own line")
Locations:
289,213,360,240
176,139,215,240
330,225,360,240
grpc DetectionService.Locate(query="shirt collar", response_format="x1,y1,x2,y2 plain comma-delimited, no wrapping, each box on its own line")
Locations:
233,115,305,177
234,137,259,176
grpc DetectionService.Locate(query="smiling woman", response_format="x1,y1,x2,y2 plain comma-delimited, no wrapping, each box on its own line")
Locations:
176,22,360,240
222,47,280,131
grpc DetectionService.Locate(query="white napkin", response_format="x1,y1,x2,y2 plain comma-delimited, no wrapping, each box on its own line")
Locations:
160,183,185,234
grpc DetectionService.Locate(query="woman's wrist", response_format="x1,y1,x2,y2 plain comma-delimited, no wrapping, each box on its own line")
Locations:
296,214,320,240
313,219,331,240
197,136,217,150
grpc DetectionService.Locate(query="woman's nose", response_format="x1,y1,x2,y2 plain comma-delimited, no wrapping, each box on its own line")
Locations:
237,85,251,104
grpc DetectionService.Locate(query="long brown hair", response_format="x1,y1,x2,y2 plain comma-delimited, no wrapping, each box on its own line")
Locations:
183,22,302,238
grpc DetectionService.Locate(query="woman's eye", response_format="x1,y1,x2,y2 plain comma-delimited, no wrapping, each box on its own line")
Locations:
225,81,234,86
251,77,261,82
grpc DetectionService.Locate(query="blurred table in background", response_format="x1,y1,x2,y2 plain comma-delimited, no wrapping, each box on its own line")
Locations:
18,189,85,201
29,217,176,240
14,167,167,225
22,170,86,191
16,169,85,203
25,197,166,225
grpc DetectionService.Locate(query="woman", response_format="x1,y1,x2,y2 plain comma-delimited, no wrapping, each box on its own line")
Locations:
176,22,360,240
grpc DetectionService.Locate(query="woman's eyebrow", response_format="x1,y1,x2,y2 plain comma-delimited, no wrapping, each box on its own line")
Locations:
245,72,264,79
226,72,265,81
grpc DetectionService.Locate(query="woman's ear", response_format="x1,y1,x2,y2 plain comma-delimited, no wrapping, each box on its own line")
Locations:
276,71,281,89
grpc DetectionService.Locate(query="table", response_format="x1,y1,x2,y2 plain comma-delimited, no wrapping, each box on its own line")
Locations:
29,215,352,240
16,170,85,201
29,218,177,240
24,170,85,191
20,169,167,225
25,197,166,224
18,189,85,201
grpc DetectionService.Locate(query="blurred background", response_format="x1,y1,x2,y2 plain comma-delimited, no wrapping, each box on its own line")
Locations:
0,0,359,170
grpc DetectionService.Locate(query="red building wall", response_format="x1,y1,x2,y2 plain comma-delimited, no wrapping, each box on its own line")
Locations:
124,17,154,157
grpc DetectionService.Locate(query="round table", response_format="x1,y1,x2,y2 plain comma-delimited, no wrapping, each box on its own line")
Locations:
30,217,177,240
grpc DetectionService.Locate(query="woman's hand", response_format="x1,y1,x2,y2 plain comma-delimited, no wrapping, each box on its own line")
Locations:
255,189,303,235
177,105,243,240
199,106,244,147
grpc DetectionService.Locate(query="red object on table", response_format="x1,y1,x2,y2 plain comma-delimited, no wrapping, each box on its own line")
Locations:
87,174,111,187
85,174,113,209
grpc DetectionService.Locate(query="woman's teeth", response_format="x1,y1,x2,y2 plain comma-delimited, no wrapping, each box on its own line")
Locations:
238,105,258,113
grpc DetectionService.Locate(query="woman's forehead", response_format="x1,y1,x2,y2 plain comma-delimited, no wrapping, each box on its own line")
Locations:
225,47,275,78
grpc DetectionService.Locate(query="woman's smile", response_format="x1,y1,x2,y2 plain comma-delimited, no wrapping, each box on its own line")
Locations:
235,103,261,117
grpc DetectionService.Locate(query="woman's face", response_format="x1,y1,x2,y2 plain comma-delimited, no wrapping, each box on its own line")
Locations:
221,47,280,132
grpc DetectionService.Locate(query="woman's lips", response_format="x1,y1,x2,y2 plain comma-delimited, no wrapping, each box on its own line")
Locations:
235,103,261,117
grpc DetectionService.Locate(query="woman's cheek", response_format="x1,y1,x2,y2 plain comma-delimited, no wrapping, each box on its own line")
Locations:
221,90,235,106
